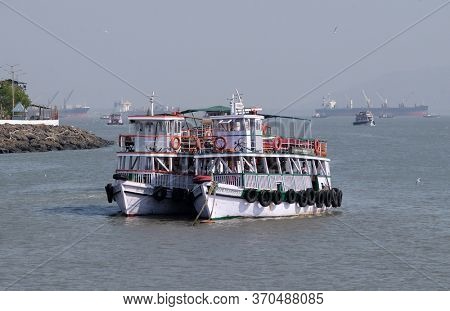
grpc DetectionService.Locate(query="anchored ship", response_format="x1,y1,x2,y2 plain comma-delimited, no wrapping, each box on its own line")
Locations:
59,90,90,117
315,93,428,117
105,91,343,219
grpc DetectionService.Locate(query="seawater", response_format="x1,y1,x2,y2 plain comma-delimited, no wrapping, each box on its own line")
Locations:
0,116,449,290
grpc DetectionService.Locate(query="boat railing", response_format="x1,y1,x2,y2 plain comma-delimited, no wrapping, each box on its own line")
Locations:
262,137,327,157
243,174,313,191
119,133,327,157
212,174,243,188
210,173,323,190
116,170,194,188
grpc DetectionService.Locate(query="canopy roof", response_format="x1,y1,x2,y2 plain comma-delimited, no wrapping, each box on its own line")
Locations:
181,105,231,114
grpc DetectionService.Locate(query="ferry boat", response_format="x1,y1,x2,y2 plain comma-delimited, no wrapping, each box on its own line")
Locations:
105,91,343,219
106,113,123,125
353,111,375,126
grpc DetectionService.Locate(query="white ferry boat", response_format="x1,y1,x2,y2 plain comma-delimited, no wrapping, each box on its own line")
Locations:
353,111,375,126
105,91,343,219
106,113,123,125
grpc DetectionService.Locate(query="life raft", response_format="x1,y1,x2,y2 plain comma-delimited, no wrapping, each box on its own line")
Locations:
193,175,212,184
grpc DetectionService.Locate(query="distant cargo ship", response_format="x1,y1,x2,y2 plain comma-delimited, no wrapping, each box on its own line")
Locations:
59,105,90,117
315,95,428,117
59,90,90,117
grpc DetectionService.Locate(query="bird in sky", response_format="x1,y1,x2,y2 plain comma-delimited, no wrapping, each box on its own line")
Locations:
416,177,421,184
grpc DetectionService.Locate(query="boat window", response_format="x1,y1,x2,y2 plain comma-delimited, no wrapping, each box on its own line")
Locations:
256,120,261,131
256,157,266,174
244,119,250,131
280,157,292,174
267,157,279,174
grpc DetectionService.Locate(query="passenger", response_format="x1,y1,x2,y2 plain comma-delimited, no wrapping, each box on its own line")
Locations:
301,163,307,174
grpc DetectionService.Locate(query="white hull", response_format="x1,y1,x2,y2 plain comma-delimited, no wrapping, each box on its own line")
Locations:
192,183,335,219
112,181,193,216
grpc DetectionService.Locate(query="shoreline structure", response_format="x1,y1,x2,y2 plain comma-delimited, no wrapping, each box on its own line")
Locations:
0,124,113,153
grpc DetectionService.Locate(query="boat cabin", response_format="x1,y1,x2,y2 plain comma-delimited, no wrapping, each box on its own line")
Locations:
125,115,185,152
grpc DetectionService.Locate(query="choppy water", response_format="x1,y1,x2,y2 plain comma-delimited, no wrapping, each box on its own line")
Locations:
1,116,449,290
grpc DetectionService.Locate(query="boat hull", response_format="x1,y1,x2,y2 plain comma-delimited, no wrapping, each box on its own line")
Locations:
192,183,335,219
353,120,375,126
111,181,194,216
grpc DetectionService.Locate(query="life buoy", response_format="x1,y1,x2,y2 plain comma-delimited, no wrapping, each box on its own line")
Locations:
170,136,181,151
285,189,297,204
214,136,227,151
243,188,258,203
273,136,282,151
153,186,167,201
314,139,320,156
271,190,282,205
258,190,271,207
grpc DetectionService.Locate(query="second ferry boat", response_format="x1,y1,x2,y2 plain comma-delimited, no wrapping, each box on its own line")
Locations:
105,91,343,219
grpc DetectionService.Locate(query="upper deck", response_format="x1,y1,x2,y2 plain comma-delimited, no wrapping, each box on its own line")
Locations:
118,91,327,158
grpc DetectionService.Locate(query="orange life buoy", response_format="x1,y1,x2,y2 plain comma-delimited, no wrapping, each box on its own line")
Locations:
170,136,181,151
314,139,320,155
214,136,227,151
272,136,282,151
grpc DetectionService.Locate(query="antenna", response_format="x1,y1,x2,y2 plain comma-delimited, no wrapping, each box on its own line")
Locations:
2,64,21,116
149,91,156,116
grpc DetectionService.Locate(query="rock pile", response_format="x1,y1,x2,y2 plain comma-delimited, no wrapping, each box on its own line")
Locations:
0,124,114,153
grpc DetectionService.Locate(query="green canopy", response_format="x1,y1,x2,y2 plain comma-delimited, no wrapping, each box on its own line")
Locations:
181,105,231,114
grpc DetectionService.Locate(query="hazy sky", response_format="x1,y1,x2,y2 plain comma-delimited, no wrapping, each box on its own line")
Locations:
1,0,450,114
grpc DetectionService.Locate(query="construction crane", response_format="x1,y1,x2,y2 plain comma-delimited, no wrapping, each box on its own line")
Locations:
362,90,371,108
63,90,74,108
376,92,388,108
47,91,59,106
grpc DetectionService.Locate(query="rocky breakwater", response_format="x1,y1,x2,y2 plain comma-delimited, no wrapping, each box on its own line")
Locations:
0,124,114,153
